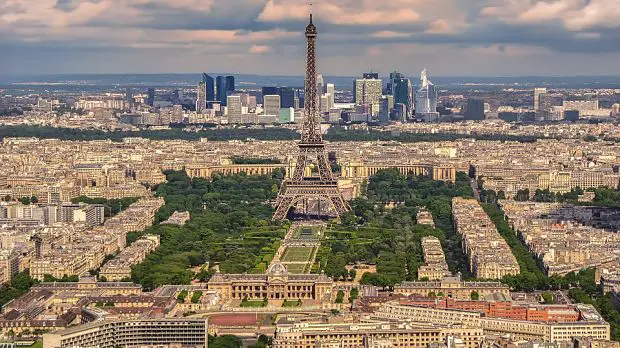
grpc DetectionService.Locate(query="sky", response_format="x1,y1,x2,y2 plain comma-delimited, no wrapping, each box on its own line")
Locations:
1,0,620,77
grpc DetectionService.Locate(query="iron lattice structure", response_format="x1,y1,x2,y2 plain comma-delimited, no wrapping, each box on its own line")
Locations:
273,14,350,221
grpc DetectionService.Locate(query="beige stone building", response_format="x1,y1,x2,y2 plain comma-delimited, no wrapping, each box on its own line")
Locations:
393,276,510,300
452,197,520,279
208,262,333,302
273,321,483,348
418,236,451,281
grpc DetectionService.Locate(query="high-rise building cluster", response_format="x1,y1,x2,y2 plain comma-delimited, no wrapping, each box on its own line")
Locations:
195,73,234,113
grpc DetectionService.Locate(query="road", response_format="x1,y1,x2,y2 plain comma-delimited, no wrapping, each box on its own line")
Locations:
470,178,480,200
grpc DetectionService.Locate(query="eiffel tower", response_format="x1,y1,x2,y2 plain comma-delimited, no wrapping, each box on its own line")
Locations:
273,13,349,221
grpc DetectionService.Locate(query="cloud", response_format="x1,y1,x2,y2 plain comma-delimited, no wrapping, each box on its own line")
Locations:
480,0,620,31
249,44,271,54
372,31,412,39
258,0,420,25
425,19,455,34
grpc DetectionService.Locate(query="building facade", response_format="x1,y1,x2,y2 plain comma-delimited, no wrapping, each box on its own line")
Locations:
43,318,209,348
393,276,510,299
208,262,333,301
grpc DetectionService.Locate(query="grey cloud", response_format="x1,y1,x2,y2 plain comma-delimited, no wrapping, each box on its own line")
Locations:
1,0,620,75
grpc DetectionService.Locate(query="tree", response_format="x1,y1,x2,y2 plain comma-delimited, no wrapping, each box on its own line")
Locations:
349,288,359,303
3,195,11,202
30,196,38,204
428,291,437,298
18,197,31,205
470,291,480,300
248,334,273,348
541,292,555,304
191,291,203,303
516,189,530,201
208,335,243,348
177,290,188,303
335,290,345,303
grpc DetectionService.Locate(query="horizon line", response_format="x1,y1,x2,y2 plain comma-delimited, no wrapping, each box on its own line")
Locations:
2,72,620,80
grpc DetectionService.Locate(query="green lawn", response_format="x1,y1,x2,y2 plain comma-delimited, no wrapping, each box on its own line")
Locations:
293,225,322,239
281,247,315,262
282,300,302,307
240,300,267,308
282,263,308,274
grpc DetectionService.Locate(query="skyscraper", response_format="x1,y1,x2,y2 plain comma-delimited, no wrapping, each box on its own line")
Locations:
216,76,235,106
316,74,325,101
354,76,382,116
196,82,206,113
216,76,226,105
262,87,279,101
226,95,242,117
263,95,281,116
325,83,335,109
379,96,392,124
534,88,547,112
393,77,412,117
387,71,405,95
146,88,155,106
202,73,215,101
465,99,485,120
414,69,438,118
125,88,133,104
279,87,296,109
226,76,235,94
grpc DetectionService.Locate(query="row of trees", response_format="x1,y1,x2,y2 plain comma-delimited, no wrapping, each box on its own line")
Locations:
0,125,548,144
0,125,299,142
481,188,586,204
325,127,545,143
231,157,282,165
512,187,620,208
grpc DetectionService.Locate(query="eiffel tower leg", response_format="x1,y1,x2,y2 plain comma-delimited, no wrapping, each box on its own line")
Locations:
329,195,349,216
273,195,295,221
316,151,332,181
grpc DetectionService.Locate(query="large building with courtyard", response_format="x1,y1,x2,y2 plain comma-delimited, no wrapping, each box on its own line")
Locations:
208,262,334,302
393,275,510,300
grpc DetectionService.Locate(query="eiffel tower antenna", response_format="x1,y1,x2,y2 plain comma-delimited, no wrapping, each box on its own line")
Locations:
272,11,349,221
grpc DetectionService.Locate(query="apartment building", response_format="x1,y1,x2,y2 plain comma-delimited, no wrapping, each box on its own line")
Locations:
452,197,520,279
273,321,483,348
418,236,451,281
374,302,610,343
43,318,209,348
